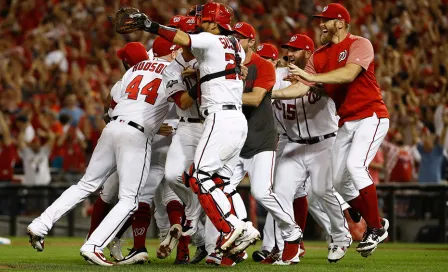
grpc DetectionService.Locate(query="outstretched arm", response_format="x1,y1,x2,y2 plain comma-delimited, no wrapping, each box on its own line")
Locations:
272,82,310,100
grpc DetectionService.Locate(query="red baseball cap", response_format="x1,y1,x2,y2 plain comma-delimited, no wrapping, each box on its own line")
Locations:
233,22,256,39
116,42,149,67
313,3,351,24
256,43,279,60
168,15,185,27
178,16,196,33
281,34,315,52
152,37,181,58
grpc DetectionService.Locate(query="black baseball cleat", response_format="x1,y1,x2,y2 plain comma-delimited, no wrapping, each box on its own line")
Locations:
252,249,269,262
356,227,388,255
190,246,207,264
347,208,362,223
117,247,148,265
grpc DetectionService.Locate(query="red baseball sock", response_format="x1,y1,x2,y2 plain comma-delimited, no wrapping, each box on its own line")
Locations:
176,235,191,260
348,195,366,217
88,197,111,238
166,200,185,225
293,196,308,231
359,184,382,228
132,202,151,249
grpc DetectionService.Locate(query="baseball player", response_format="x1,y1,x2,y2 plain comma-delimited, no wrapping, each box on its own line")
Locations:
133,1,260,254
27,38,178,266
253,42,350,262
225,22,302,265
156,15,205,263
270,33,353,263
283,3,390,257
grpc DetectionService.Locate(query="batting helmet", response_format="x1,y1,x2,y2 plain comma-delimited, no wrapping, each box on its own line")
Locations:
178,16,197,33
168,15,185,28
200,1,233,31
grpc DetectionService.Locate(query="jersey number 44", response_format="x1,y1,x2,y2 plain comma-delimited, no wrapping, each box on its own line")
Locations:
125,75,162,105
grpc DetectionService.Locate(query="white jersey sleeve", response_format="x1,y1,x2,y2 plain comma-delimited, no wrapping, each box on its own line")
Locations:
274,67,291,91
162,54,201,118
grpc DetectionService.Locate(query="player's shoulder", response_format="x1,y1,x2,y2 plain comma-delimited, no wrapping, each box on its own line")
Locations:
314,43,331,54
164,58,183,76
348,34,369,42
252,53,274,70
193,32,215,39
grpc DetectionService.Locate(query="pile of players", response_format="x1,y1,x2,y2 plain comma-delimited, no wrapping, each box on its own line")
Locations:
26,1,390,266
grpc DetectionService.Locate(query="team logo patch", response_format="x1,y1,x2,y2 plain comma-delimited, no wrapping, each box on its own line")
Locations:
290,35,297,42
235,22,243,29
256,44,264,51
186,17,195,24
173,17,181,23
323,5,328,12
166,79,178,88
338,50,347,62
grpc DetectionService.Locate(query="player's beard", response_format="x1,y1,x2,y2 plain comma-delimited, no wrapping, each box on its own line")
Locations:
320,22,337,45
294,55,307,69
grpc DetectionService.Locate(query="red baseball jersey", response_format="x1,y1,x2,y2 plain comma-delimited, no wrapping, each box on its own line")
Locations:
305,33,389,126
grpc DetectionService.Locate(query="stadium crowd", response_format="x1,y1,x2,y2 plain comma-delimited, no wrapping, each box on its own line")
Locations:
0,0,447,185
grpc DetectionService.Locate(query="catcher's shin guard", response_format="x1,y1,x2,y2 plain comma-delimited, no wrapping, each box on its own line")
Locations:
189,171,232,233
211,174,230,190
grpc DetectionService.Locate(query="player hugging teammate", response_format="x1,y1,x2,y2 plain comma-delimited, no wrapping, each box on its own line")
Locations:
27,1,389,266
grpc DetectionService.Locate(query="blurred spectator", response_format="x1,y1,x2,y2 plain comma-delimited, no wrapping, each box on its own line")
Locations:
382,131,416,183
18,128,55,186
417,125,447,183
59,93,84,127
0,112,16,181
57,114,86,173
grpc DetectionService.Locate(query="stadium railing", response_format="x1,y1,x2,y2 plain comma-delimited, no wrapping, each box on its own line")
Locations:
0,182,446,242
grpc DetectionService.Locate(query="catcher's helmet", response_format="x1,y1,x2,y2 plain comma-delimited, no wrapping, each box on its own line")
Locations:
199,1,233,31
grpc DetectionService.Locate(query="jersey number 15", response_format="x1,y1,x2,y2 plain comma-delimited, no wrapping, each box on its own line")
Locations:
125,75,161,104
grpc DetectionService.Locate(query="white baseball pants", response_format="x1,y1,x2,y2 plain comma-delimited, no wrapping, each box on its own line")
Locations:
164,122,203,222
332,113,389,201
29,121,152,253
274,137,352,246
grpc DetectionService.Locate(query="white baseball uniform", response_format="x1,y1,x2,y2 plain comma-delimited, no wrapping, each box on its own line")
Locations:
187,31,248,232
273,67,352,247
262,67,333,251
163,54,203,223
28,58,171,254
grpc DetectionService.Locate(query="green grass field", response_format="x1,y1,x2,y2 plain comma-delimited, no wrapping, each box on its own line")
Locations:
0,238,447,271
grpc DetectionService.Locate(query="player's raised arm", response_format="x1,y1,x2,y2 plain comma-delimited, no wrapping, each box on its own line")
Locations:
111,8,192,47
272,82,310,99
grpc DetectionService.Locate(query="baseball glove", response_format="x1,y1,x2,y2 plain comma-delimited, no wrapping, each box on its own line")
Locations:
109,7,147,34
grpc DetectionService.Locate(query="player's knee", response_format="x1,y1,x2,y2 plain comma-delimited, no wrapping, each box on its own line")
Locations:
346,155,362,177
251,187,268,202
164,167,180,184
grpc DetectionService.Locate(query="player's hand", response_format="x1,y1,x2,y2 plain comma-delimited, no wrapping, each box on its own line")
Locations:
182,67,196,78
283,74,299,84
288,64,313,82
157,123,174,136
240,65,248,80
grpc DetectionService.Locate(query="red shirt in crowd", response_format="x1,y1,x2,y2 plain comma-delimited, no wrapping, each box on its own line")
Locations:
305,33,389,126
0,144,17,181
389,148,413,182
